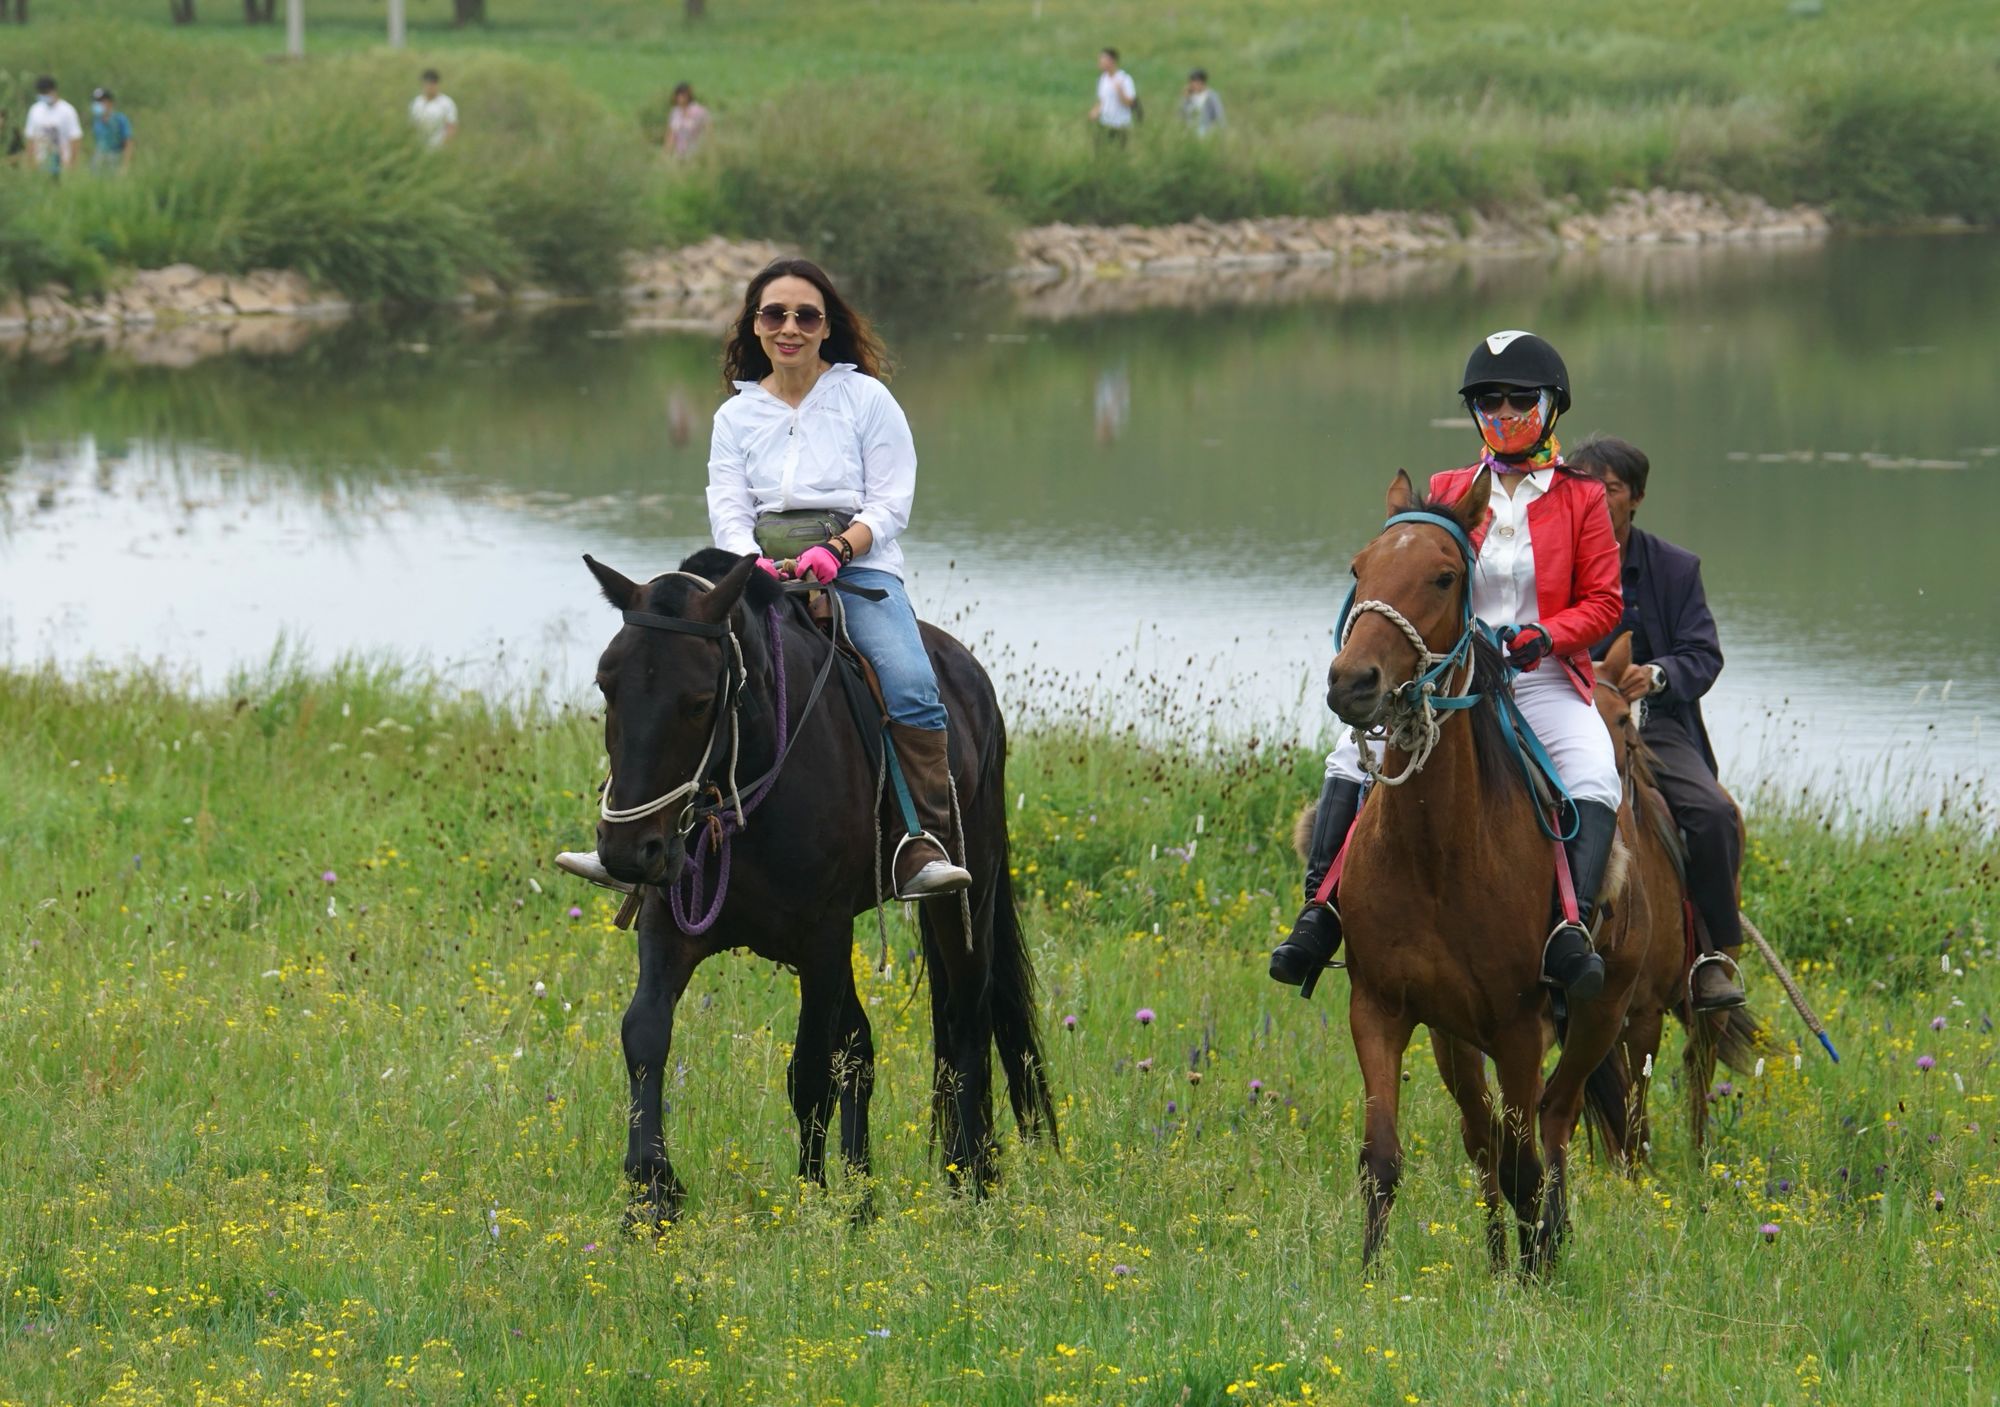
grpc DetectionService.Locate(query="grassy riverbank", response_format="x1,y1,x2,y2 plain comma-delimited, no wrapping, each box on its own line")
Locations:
2,664,1996,1404
2,2,1998,297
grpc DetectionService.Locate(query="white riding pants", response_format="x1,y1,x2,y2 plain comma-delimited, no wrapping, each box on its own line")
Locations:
1324,662,1621,810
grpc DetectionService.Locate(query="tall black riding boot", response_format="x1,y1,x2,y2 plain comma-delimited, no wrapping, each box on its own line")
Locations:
1268,776,1363,999
1541,799,1617,1002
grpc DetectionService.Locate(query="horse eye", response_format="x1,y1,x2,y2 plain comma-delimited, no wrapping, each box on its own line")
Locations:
680,693,714,719
1433,572,1456,590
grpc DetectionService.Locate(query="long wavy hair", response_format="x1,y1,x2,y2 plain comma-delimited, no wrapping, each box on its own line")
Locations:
721,258,890,389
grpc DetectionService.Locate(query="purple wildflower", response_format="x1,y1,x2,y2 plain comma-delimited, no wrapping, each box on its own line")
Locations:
321,870,338,884
1759,1223,1780,1242
582,1242,598,1253
1249,1079,1264,1096
568,906,583,919
1931,1016,1948,1031
1111,1264,1133,1276
1137,1057,1153,1073
1135,1007,1156,1025
1063,1014,1078,1031
1917,1054,1936,1072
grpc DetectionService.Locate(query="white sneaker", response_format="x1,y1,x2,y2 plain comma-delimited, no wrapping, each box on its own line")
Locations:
555,849,636,894
897,857,972,899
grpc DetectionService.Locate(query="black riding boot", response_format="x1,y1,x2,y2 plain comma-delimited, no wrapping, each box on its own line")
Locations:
1268,776,1363,999
1541,799,1617,1002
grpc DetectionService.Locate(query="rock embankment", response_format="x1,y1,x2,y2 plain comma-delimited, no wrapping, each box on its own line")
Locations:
1011,190,1827,281
0,190,1830,340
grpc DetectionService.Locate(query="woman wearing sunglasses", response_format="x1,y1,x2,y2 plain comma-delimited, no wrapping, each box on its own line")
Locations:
709,257,970,899
1270,330,1624,1002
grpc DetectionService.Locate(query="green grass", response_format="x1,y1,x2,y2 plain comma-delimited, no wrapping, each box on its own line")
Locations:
0,3,1997,294
2,663,1996,1404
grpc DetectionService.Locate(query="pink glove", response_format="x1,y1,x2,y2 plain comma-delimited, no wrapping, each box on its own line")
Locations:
796,545,841,585
755,556,782,580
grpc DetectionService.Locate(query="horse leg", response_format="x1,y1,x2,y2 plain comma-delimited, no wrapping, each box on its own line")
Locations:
834,972,876,1176
787,946,848,1187
622,892,704,1230
1429,1030,1508,1272
1487,1030,1548,1274
1533,995,1631,1272
1349,992,1415,1266
1429,1030,1508,1271
1684,1010,1720,1151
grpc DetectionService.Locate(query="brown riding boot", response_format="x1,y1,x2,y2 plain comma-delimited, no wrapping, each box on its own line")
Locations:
887,723,973,899
1691,945,1747,1011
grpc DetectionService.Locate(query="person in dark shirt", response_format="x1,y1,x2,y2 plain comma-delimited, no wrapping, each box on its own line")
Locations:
1571,435,1746,1010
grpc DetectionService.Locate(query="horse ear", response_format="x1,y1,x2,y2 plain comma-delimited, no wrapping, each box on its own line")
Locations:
1451,467,1493,535
1605,630,1634,678
690,553,760,623
584,554,640,610
1385,470,1417,515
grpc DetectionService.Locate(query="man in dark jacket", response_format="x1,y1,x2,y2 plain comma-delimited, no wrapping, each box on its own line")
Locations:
1572,436,1746,1010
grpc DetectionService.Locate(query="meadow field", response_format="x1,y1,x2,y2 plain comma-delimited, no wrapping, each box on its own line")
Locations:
2,1,1998,296
3,662,1995,1405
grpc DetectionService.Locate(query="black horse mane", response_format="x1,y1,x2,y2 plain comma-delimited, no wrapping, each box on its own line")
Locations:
632,547,787,617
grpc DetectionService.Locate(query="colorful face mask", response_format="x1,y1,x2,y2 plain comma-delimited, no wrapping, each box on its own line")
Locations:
1470,389,1553,458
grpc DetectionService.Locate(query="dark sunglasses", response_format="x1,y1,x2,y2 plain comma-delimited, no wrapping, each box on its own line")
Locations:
1470,389,1546,413
756,303,826,334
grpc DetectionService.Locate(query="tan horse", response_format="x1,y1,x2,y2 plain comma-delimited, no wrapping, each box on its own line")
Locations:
1328,471,1657,1273
1592,632,1766,1155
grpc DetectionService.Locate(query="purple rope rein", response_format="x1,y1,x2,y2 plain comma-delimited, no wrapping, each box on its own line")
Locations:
670,605,789,934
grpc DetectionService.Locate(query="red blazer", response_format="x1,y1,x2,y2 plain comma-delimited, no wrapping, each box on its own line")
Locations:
1428,464,1623,699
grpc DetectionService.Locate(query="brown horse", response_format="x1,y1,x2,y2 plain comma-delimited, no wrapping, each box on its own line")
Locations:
1592,632,1765,1156
1327,471,1651,1273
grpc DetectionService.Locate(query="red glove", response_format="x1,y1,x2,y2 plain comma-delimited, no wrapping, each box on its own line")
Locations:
1500,623,1552,671
795,545,841,585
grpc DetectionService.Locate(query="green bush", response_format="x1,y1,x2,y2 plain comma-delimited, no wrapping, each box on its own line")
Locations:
708,86,1013,287
1372,31,1741,113
1790,64,2000,223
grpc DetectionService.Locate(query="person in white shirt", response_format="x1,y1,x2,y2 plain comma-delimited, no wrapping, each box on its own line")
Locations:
1088,47,1137,141
409,70,459,149
24,76,82,178
563,258,971,902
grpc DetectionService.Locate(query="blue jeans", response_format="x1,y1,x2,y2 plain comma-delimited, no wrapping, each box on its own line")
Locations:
837,568,948,731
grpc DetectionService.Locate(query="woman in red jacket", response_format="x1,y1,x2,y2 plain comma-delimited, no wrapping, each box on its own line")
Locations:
1270,331,1625,1001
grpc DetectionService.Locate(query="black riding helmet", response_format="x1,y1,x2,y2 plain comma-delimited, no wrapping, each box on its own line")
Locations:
1459,330,1571,414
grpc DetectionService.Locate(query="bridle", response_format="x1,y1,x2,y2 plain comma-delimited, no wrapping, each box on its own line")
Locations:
1334,509,1481,786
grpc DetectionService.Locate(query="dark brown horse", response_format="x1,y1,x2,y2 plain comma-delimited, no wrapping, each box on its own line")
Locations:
585,549,1055,1225
1326,472,1650,1273
1593,632,1765,1156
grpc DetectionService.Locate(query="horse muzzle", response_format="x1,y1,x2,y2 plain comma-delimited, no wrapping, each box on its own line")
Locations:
1326,659,1388,728
596,818,683,888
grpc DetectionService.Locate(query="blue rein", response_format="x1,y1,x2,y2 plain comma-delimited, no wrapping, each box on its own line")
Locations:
1334,507,1580,841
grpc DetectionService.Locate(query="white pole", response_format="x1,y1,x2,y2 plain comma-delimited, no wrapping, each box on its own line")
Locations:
388,0,405,49
286,0,304,58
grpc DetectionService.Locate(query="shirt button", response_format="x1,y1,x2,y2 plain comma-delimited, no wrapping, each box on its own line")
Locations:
1497,525,1515,538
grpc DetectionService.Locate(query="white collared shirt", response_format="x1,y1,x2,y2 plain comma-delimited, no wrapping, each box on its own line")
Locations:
705,363,917,578
1470,467,1552,629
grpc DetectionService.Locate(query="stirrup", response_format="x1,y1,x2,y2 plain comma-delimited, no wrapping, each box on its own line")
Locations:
1688,952,1747,1010
555,850,636,895
1539,922,1604,1001
891,832,970,899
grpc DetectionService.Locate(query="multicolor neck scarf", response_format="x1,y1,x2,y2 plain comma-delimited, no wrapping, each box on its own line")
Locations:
1479,433,1563,474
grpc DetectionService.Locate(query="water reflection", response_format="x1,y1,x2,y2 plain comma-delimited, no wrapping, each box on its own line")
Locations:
3,236,1995,805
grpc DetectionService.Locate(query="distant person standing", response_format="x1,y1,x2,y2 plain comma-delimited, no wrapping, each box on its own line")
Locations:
409,69,459,149
24,76,82,178
90,88,134,171
665,81,710,158
1088,47,1137,142
1180,69,1224,136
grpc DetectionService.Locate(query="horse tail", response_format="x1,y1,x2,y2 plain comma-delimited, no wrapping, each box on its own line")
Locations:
1707,1002,1771,1074
988,859,1059,1148
1579,1048,1632,1161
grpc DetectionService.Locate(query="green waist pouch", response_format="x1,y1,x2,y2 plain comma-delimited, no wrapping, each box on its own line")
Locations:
753,509,854,561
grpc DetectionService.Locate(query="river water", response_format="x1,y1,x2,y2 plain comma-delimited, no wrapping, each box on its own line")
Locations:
3,236,1995,808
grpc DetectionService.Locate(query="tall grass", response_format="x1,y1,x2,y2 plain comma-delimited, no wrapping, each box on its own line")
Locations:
1,662,1995,1404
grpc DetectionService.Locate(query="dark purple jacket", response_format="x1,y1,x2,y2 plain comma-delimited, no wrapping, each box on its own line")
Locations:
1592,525,1722,774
